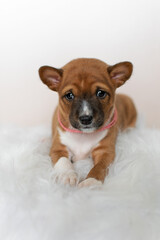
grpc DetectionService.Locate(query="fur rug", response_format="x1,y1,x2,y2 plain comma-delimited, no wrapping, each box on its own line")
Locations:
0,119,160,240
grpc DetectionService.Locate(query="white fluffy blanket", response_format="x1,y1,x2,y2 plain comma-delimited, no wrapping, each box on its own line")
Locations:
0,119,160,240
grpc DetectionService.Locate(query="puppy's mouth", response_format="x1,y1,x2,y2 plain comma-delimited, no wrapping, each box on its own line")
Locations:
80,127,97,133
70,118,104,133
79,125,96,133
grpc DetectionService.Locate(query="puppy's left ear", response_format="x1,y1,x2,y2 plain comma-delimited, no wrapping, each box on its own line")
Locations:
107,62,133,88
38,66,63,91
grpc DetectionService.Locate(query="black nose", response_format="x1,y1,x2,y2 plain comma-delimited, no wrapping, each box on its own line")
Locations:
79,115,93,125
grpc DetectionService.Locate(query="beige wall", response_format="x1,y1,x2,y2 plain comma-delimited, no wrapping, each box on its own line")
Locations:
0,0,160,128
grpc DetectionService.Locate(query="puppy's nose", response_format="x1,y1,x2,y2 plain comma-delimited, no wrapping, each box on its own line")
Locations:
79,115,93,125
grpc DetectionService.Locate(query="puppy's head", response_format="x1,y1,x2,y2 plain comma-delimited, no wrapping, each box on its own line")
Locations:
39,58,133,132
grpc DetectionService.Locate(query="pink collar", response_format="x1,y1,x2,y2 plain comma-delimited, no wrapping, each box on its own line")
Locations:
58,108,118,134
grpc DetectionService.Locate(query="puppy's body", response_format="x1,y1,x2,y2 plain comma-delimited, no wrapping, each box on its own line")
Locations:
39,58,137,187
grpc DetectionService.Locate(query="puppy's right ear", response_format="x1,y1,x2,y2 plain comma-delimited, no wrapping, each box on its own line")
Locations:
38,66,63,91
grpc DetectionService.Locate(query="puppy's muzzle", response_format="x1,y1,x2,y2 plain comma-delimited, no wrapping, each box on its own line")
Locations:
79,115,93,125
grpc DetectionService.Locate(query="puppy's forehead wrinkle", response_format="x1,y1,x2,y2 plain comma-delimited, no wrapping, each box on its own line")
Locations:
63,72,112,89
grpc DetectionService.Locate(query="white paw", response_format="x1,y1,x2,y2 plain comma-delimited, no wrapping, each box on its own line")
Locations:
55,170,78,186
53,157,78,186
78,178,102,188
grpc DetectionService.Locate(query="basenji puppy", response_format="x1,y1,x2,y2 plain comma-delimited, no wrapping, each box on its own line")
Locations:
39,58,137,187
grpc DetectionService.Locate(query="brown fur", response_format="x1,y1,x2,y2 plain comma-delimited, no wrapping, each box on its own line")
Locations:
39,58,137,183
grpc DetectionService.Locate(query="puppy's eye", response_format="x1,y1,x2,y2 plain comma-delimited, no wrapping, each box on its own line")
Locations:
65,92,74,101
96,90,107,99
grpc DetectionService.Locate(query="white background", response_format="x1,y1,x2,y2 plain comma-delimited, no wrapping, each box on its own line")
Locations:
0,0,160,127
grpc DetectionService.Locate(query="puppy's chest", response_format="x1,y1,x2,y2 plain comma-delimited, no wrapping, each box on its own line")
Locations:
58,129,108,162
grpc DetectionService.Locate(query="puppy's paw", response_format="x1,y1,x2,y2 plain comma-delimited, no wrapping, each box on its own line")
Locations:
78,178,102,188
55,170,78,186
53,157,78,186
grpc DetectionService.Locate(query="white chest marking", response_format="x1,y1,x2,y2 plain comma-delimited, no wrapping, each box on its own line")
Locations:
59,128,108,162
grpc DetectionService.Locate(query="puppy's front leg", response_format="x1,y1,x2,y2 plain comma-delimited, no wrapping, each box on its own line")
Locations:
50,136,78,186
78,153,115,188
79,133,116,188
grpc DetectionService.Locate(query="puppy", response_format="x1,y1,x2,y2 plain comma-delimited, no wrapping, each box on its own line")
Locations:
39,58,137,187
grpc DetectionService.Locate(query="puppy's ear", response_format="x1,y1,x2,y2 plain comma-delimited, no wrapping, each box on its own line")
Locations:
107,62,133,88
38,66,63,91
